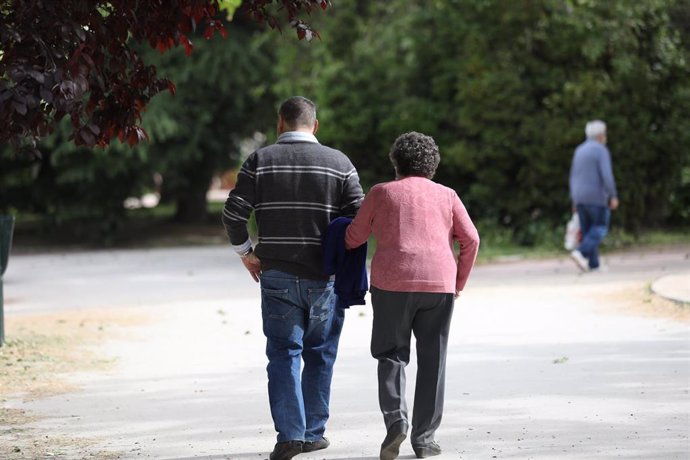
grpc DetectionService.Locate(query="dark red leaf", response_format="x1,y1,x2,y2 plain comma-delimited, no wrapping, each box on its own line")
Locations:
0,0,330,150
127,129,138,146
180,19,192,34
28,70,45,84
180,34,193,55
0,90,14,103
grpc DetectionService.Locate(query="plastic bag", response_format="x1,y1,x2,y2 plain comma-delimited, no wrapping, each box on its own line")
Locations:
564,212,580,250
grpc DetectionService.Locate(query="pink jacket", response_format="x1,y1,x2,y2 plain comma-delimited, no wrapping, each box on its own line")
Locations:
345,176,479,294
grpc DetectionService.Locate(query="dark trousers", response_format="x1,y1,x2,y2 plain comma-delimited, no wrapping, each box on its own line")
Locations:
370,287,455,446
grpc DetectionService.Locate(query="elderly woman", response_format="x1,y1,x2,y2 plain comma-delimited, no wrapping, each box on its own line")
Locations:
345,132,479,460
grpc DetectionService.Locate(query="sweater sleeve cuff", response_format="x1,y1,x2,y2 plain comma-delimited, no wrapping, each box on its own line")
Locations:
232,239,252,256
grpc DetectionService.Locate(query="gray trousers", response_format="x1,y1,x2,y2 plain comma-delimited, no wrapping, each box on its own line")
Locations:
370,287,455,446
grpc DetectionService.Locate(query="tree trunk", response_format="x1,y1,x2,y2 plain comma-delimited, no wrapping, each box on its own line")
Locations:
173,187,209,223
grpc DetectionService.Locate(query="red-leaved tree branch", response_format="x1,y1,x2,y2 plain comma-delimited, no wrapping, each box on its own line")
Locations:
248,0,329,40
0,0,329,151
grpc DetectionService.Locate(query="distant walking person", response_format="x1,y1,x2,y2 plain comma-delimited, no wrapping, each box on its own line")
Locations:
345,132,480,459
222,96,364,460
569,120,619,272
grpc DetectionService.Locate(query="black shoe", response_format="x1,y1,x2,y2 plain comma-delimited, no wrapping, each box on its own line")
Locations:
412,441,442,458
303,436,330,452
269,441,303,460
380,420,408,460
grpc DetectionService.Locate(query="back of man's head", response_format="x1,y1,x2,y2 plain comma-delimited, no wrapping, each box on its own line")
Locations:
585,120,606,140
279,96,317,130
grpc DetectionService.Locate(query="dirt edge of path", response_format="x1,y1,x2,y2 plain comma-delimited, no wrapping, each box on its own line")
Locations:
0,308,149,459
603,283,690,323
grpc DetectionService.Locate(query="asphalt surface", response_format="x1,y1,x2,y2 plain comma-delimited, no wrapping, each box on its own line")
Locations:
2,245,689,459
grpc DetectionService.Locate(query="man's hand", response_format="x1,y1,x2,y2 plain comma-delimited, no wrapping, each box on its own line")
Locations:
609,197,619,210
454,290,461,300
241,253,262,282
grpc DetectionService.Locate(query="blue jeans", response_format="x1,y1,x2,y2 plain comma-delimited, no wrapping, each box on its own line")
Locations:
576,204,610,269
260,269,345,443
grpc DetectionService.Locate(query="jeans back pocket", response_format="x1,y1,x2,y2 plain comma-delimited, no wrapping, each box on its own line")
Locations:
307,287,335,322
261,288,294,320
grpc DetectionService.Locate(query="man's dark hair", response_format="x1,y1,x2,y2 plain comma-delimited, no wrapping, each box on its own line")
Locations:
389,132,440,179
279,96,317,129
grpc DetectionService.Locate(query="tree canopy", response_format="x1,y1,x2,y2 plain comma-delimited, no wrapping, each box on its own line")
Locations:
277,0,690,238
0,0,329,152
1,0,688,242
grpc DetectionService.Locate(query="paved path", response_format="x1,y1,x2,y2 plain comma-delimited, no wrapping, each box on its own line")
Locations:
3,245,690,459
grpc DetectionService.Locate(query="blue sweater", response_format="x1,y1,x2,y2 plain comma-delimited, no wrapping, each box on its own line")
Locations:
569,139,618,207
322,217,368,308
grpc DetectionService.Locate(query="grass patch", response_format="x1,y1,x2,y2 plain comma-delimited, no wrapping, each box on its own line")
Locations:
12,206,227,252
607,228,690,248
474,226,690,264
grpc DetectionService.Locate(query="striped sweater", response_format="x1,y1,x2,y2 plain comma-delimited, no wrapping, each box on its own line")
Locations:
222,131,364,279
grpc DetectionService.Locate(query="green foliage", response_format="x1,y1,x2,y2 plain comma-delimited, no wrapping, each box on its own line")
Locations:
3,0,689,247
0,122,152,244
1,21,278,236
274,0,690,241
137,23,276,221
218,0,243,18
0,0,329,150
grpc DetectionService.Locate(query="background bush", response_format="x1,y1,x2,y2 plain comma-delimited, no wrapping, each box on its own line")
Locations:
1,0,688,246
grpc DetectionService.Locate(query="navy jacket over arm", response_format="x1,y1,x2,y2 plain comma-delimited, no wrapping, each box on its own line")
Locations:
322,217,368,308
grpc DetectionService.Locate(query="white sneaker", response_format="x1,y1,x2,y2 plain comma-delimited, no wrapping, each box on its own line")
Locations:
589,265,609,273
570,250,589,272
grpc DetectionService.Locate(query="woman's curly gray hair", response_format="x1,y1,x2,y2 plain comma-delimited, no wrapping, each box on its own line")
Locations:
389,131,440,179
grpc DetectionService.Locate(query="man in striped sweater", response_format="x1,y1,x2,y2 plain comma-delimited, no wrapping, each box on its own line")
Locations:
222,96,364,460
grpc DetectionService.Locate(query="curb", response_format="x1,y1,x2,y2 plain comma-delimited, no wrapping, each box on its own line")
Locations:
650,271,690,305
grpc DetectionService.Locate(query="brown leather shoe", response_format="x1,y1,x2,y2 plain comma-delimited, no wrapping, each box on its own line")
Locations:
269,441,303,460
303,437,330,452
